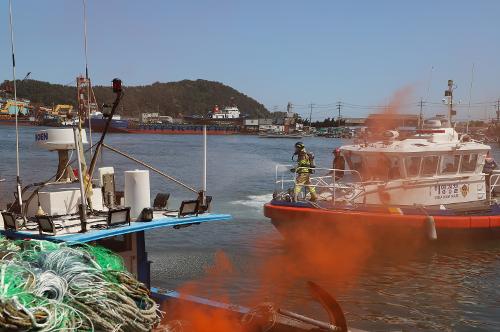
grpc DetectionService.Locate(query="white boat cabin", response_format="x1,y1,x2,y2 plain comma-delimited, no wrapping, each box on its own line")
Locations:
339,117,491,207
209,106,240,119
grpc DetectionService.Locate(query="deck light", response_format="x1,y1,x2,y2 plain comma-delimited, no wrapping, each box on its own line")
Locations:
178,200,200,217
36,215,56,235
153,193,170,210
107,207,131,227
2,212,20,231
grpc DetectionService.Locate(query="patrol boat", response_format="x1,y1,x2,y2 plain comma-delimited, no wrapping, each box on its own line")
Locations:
0,79,358,332
265,99,500,243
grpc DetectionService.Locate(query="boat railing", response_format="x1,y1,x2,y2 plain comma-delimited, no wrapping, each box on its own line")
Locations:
489,172,500,199
274,164,364,202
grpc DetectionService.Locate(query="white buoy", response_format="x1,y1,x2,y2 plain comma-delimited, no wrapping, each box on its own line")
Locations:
124,170,150,220
425,215,437,241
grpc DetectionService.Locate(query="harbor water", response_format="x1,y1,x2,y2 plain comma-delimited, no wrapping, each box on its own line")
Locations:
0,125,499,331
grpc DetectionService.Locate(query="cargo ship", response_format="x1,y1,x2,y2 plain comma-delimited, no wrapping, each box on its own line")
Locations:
86,105,244,134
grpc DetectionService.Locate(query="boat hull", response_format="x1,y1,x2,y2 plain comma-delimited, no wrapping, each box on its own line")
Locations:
0,118,35,126
85,118,241,135
264,202,500,243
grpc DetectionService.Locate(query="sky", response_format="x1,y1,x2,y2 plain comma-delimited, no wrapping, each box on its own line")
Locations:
1,0,499,120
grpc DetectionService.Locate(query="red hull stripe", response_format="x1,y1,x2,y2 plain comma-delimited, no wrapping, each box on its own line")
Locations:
264,204,499,230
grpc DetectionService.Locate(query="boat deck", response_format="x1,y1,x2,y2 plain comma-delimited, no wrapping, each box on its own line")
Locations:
0,211,232,243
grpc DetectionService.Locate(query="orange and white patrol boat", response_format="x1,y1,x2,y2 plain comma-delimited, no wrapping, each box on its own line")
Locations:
265,115,500,243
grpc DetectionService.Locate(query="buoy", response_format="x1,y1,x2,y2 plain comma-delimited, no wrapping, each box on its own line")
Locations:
36,204,46,216
425,215,437,240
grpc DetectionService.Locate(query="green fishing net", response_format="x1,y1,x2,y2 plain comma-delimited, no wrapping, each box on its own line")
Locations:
0,236,159,331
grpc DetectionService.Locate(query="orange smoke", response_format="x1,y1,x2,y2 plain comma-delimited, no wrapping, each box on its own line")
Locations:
365,85,414,136
159,86,418,330
251,220,373,307
160,221,374,331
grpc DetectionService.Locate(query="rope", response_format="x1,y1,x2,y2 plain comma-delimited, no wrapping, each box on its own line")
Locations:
0,236,161,331
240,302,277,332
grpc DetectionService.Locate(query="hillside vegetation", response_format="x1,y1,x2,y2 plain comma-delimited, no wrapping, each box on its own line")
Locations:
1,79,269,118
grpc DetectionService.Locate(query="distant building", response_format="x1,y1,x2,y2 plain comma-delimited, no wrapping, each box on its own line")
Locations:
244,119,259,132
245,119,258,126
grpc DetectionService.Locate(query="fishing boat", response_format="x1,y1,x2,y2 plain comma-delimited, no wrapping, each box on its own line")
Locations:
265,84,500,243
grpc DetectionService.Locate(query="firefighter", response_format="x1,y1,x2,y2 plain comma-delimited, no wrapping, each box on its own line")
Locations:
291,142,317,202
328,147,345,181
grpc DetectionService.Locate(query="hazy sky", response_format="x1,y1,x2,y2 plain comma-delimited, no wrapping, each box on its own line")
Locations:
1,0,499,120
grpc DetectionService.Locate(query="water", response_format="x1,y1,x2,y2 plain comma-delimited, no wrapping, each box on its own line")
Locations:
1,125,499,331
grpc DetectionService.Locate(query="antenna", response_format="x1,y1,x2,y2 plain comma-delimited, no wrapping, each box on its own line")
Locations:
425,66,434,101
466,64,475,134
8,0,23,217
82,0,93,156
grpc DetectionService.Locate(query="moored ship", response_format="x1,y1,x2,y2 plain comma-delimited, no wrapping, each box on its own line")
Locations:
86,105,244,135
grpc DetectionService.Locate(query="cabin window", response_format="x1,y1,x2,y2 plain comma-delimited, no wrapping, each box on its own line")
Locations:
405,156,421,177
347,154,363,174
440,154,460,174
363,154,395,181
460,154,477,173
421,156,439,176
388,156,402,180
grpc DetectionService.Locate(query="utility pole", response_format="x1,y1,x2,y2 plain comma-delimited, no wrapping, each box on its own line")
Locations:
419,98,424,129
496,99,500,124
337,101,342,127
308,103,313,132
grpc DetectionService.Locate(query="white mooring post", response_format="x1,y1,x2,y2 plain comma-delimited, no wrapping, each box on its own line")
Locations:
73,127,87,226
202,125,207,206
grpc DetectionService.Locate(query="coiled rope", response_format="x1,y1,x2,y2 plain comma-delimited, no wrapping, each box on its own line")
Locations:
0,236,161,331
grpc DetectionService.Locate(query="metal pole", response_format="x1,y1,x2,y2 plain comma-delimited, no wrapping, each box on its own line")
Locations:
419,98,423,129
466,64,475,134
9,0,23,216
82,0,93,158
73,127,87,230
202,125,207,205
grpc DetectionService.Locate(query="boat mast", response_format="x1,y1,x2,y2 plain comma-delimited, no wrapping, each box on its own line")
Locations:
466,64,475,134
445,79,455,126
202,125,207,206
82,0,93,157
8,0,23,215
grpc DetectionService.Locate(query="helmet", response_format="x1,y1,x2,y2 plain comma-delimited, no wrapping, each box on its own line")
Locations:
295,142,305,149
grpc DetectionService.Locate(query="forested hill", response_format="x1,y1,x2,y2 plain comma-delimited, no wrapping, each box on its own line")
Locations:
1,79,269,118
